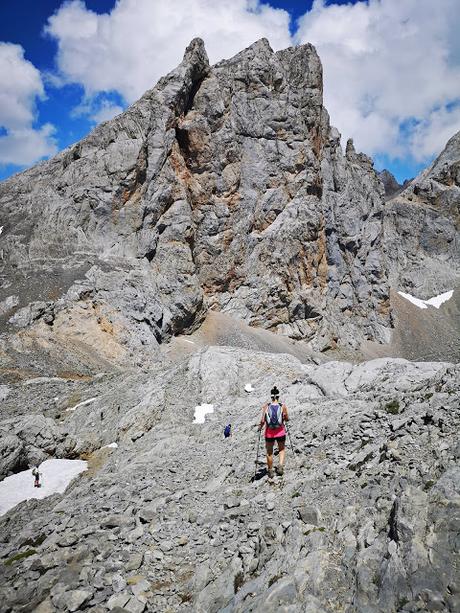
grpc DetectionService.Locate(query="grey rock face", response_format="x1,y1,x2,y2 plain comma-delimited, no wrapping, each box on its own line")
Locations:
384,131,460,297
0,38,391,366
378,169,403,198
0,413,76,478
0,433,26,478
377,169,411,200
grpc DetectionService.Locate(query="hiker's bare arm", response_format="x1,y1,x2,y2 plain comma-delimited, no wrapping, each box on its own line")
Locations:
282,404,289,421
258,405,267,429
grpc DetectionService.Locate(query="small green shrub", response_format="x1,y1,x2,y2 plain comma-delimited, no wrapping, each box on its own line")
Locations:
21,534,46,548
385,400,400,415
5,549,36,566
304,526,326,537
65,392,81,409
398,596,409,608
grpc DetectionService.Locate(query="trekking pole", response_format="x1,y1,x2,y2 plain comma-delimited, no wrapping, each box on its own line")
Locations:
253,427,261,481
285,421,295,454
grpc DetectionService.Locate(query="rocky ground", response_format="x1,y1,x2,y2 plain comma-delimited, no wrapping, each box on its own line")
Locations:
0,345,459,612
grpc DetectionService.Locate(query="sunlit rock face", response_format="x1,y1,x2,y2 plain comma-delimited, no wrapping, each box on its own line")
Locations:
383,130,460,298
0,37,393,365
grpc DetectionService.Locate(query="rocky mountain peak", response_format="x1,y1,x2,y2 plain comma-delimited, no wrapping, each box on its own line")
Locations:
383,129,460,300
378,169,404,198
0,36,392,367
183,36,208,64
0,39,458,371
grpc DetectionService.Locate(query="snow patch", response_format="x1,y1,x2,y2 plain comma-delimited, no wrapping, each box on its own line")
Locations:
102,442,118,449
398,292,429,309
425,290,454,308
66,397,97,412
398,290,453,310
193,403,214,424
244,383,254,392
182,339,195,345
0,459,88,516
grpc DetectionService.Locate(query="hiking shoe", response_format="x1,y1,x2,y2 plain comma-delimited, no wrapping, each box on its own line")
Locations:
267,468,275,479
277,465,284,476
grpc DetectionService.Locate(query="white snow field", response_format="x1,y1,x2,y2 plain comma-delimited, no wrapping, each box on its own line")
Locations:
193,403,214,424
101,442,118,449
398,290,453,310
0,459,88,516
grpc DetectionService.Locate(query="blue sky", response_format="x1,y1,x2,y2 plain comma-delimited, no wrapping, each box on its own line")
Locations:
1,0,460,183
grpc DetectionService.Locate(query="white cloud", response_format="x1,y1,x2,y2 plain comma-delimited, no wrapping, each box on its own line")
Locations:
409,105,460,162
90,101,124,124
44,0,460,166
70,96,124,124
45,0,291,104
0,42,57,167
0,124,57,166
295,0,460,162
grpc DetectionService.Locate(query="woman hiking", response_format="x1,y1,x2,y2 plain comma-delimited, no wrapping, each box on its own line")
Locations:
258,385,289,478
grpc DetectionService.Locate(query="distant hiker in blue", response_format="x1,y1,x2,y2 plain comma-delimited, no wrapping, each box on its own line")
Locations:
224,424,232,438
258,386,289,478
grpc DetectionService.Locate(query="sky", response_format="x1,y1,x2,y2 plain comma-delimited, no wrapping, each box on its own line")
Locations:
1,0,460,183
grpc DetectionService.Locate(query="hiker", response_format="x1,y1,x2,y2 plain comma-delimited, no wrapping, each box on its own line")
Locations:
258,385,289,478
32,466,41,488
224,424,232,438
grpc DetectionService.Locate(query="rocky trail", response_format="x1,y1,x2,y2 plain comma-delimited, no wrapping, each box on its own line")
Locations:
0,347,459,612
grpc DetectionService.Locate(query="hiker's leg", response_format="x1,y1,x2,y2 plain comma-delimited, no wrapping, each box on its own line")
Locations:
278,438,286,467
266,440,274,470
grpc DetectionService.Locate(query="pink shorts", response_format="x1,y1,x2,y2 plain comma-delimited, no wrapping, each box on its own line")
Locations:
265,425,286,440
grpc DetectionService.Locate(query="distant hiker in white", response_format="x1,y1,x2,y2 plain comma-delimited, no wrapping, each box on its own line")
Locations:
32,466,41,488
258,385,289,478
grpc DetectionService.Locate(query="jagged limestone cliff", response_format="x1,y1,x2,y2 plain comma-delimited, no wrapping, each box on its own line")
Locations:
384,130,460,296
0,38,392,370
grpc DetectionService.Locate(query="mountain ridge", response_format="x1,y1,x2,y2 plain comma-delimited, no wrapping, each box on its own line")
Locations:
0,37,389,364
1,38,459,371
